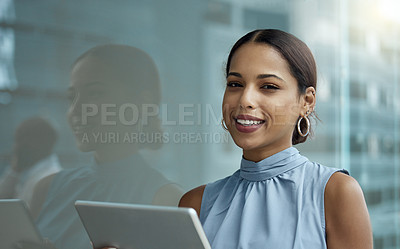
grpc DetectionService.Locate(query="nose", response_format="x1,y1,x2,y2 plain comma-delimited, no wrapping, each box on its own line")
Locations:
239,86,256,109
67,92,82,118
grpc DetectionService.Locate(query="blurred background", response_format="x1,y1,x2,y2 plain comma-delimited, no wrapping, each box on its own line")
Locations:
0,0,399,248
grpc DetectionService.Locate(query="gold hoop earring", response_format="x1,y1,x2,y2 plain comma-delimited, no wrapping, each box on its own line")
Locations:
297,115,310,137
221,119,228,131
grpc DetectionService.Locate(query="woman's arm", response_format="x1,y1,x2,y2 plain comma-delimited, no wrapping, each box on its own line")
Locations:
178,185,205,217
325,172,373,249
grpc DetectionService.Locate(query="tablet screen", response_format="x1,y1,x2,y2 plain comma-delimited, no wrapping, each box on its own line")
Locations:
75,200,211,249
0,199,43,249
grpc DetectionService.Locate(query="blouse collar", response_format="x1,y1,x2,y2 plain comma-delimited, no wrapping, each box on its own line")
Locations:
240,147,307,181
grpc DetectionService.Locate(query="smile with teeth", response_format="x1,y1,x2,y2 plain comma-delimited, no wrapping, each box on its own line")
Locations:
72,125,95,133
236,119,264,126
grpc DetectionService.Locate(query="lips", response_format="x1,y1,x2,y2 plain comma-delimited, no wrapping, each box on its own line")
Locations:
70,118,96,135
69,115,97,135
71,125,96,136
71,124,95,134
234,114,265,133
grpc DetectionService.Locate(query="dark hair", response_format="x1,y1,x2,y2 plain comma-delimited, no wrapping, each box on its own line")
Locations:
72,44,162,150
14,116,57,167
226,29,317,145
72,44,161,105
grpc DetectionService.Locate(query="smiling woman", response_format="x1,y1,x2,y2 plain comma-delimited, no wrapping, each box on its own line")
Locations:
67,45,163,159
179,29,373,249
223,42,312,162
26,45,184,249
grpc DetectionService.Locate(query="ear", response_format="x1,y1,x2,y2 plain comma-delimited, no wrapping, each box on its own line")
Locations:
300,86,316,116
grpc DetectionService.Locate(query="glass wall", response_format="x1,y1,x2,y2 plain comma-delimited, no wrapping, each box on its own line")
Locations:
0,0,399,248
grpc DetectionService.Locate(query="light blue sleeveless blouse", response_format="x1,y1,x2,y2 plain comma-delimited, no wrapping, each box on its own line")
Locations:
200,147,347,249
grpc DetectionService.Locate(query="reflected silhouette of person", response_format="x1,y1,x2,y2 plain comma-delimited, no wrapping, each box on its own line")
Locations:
26,45,183,249
0,116,61,215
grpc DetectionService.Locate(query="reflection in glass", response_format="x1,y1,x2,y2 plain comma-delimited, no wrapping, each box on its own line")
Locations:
0,0,399,248
34,45,183,249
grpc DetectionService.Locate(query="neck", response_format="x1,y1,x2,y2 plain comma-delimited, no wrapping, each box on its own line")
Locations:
94,144,139,164
243,144,292,162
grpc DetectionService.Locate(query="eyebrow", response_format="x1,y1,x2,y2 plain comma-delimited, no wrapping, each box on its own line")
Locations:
227,72,285,82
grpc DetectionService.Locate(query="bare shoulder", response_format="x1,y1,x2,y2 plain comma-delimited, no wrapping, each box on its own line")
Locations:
324,172,373,249
325,172,367,219
325,171,362,199
178,185,206,217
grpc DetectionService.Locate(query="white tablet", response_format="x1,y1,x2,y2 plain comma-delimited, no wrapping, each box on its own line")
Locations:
75,200,211,249
0,199,43,249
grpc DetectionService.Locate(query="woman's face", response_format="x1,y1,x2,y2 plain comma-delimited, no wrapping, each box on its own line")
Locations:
223,43,311,161
67,56,136,152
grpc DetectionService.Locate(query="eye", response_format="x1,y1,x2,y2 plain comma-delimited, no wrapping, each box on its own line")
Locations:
226,82,243,88
261,84,279,90
87,89,106,99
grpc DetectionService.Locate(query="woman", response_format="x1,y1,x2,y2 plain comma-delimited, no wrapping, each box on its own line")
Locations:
179,29,373,249
17,45,183,249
